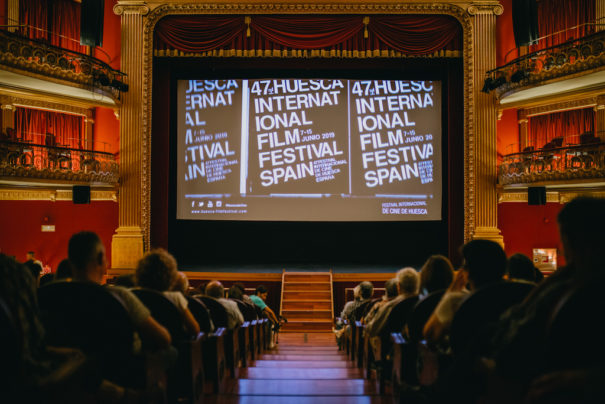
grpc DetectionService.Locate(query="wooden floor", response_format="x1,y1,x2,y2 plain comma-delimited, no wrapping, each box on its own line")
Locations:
208,332,388,403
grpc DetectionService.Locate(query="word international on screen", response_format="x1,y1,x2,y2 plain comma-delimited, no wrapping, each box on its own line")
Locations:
176,78,442,221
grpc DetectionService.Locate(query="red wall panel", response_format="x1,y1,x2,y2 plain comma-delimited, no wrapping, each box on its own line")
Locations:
93,107,120,155
496,0,517,66
497,108,519,159
0,200,118,271
94,0,121,70
498,202,565,266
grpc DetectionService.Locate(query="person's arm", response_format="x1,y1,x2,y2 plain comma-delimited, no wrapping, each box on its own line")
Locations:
263,306,279,324
182,308,201,336
138,316,171,350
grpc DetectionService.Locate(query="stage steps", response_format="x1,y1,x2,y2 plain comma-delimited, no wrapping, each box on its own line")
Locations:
279,271,334,333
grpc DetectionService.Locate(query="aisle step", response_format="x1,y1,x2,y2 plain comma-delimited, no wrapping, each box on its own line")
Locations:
282,309,333,319
283,282,332,291
283,321,333,332
240,367,363,379
283,291,331,300
229,379,378,395
282,300,331,310
260,354,345,361
283,274,331,282
254,360,353,368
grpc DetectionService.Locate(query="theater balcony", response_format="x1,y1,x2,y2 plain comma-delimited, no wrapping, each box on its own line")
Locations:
498,135,605,186
0,130,118,186
0,27,126,108
486,26,605,107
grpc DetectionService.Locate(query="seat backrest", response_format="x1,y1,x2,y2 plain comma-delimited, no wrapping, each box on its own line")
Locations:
199,296,229,328
407,290,446,341
187,296,214,332
232,298,257,321
38,281,134,371
545,280,605,370
450,281,534,355
382,295,420,337
131,288,187,343
351,299,374,322
0,296,21,399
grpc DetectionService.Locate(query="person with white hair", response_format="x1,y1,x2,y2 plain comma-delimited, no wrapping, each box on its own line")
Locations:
365,267,419,337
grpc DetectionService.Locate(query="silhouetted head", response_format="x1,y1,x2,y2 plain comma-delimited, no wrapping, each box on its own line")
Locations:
206,280,225,299
229,284,244,300
558,197,605,271
54,259,73,280
396,267,419,296
135,248,179,291
420,255,454,293
68,231,106,283
384,278,399,298
359,281,374,299
461,239,506,289
506,253,536,282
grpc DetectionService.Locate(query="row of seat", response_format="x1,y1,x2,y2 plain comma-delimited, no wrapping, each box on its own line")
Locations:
36,280,273,404
339,281,535,398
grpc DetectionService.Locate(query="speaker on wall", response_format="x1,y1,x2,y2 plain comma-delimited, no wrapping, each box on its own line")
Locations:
512,0,539,48
528,186,546,205
80,0,104,47
73,186,91,204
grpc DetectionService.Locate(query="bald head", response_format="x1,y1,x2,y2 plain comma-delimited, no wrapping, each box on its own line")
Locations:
205,280,225,299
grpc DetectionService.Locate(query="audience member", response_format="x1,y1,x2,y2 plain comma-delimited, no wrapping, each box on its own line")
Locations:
24,260,43,286
423,239,506,345
205,280,243,329
365,267,419,337
363,278,398,324
227,284,244,300
250,285,279,324
25,251,43,268
340,284,360,321
136,248,200,336
486,197,605,401
506,253,537,283
0,253,147,403
68,231,171,351
54,258,73,280
419,254,455,296
232,282,254,305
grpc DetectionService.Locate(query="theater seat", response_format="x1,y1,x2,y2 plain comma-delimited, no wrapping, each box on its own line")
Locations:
407,290,446,342
0,296,20,403
187,296,214,333
450,281,534,357
38,281,139,387
132,288,204,404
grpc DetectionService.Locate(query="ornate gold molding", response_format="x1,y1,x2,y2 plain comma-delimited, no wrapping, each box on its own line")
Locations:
114,2,150,15
0,95,92,118
498,191,560,203
524,97,599,117
467,3,503,16
0,187,117,201
136,2,475,249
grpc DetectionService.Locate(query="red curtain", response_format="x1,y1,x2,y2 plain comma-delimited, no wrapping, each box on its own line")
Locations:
154,15,461,55
529,108,594,148
14,107,83,149
18,0,87,53
368,15,461,54
531,0,595,50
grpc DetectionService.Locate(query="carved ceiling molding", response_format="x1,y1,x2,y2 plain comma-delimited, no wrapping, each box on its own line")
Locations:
499,190,605,204
0,187,117,201
137,2,475,249
523,97,599,118
0,94,92,118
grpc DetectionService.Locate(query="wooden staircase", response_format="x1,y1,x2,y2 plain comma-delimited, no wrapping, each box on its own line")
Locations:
279,271,334,333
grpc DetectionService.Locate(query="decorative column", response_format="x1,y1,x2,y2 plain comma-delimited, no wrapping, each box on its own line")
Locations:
518,110,529,150
597,0,605,32
84,116,94,150
595,95,605,141
468,2,504,245
1,103,15,132
111,2,150,269
7,0,18,32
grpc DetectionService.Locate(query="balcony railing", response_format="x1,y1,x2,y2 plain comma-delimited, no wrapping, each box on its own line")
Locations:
499,141,605,185
0,139,118,184
0,27,127,102
483,25,605,96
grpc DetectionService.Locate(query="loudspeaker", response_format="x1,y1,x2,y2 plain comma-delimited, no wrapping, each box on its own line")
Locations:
80,0,104,47
528,186,546,205
512,0,539,47
73,186,91,204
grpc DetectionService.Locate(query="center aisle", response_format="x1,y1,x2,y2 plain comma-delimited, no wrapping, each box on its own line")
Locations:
210,332,386,403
